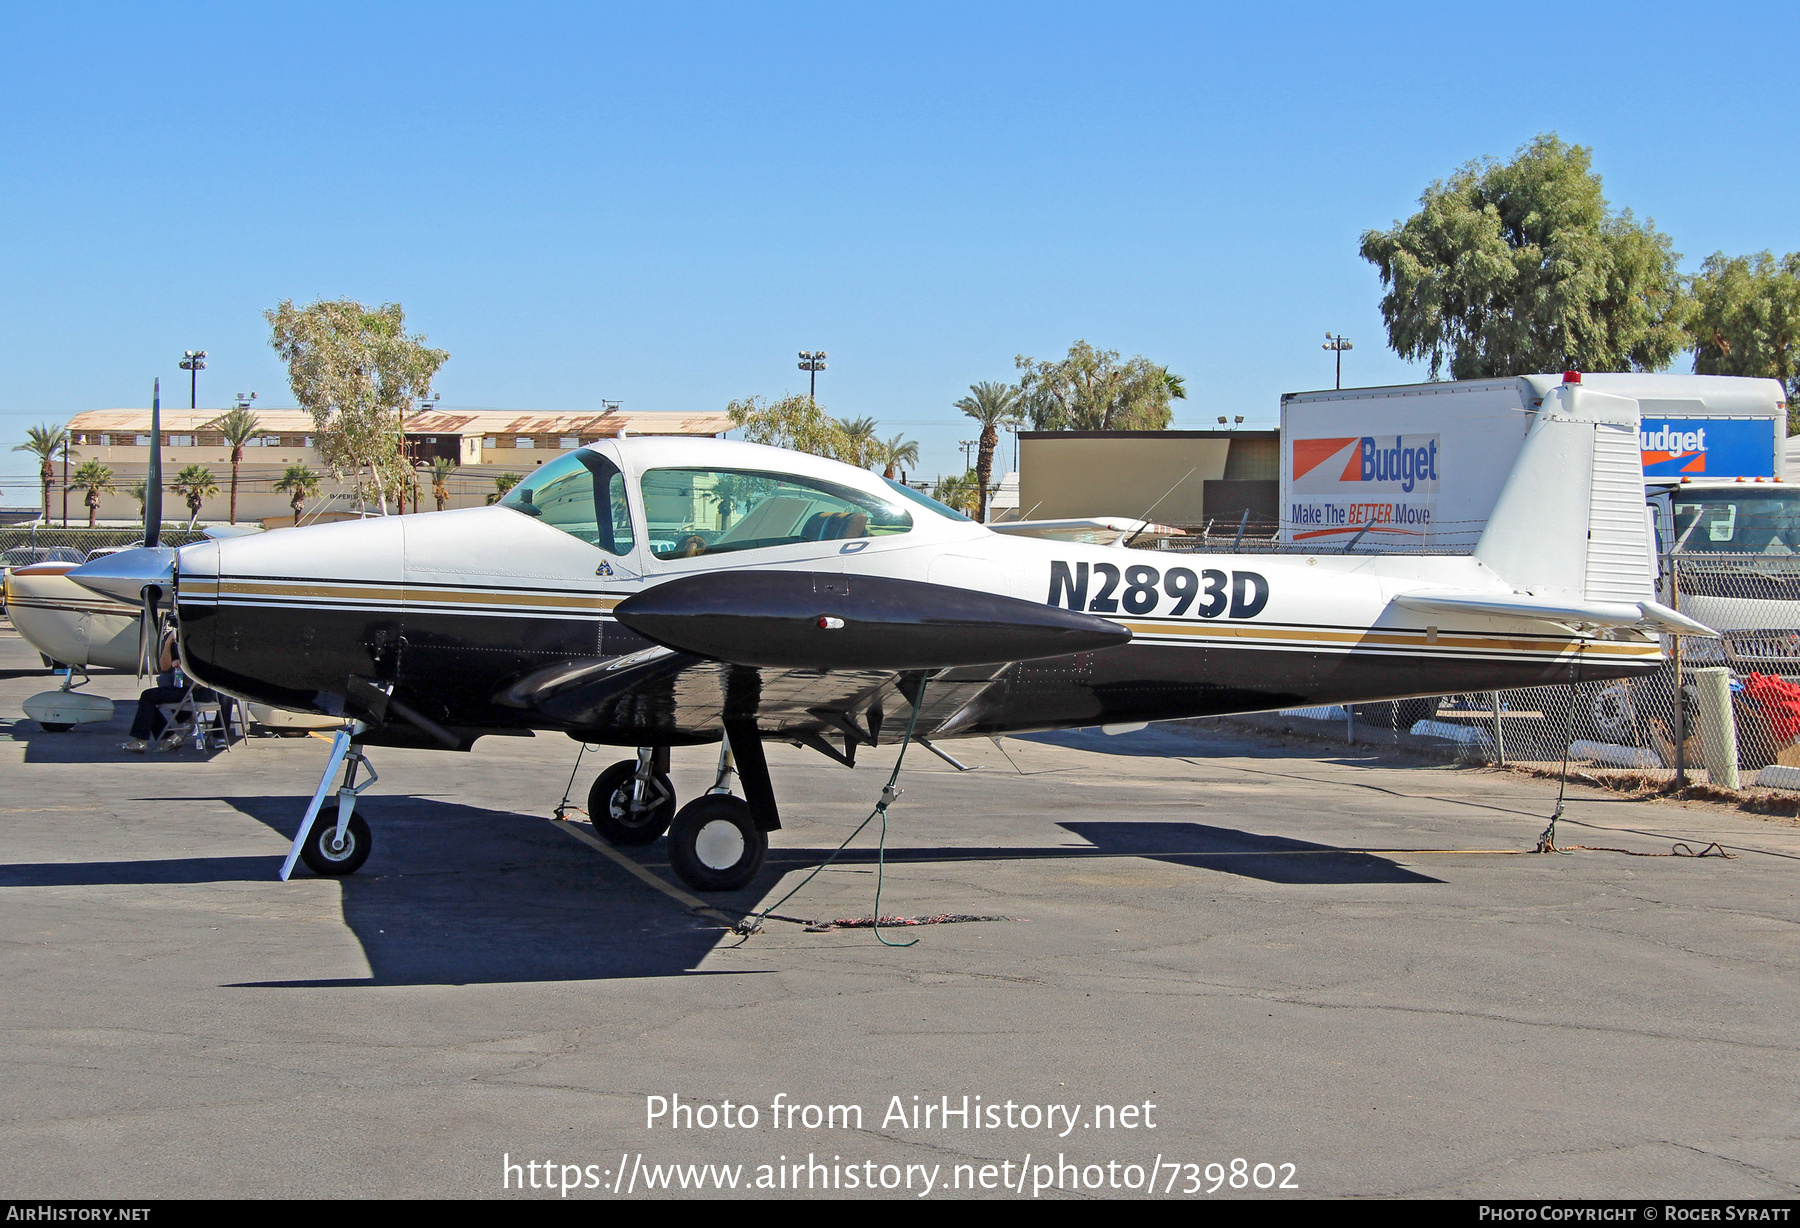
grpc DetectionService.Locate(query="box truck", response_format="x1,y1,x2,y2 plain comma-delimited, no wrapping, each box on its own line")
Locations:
1281,372,1793,750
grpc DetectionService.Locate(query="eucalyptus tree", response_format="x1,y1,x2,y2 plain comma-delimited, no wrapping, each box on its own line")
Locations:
208,405,263,524
1014,342,1178,432
71,459,116,528
727,394,854,462
1360,133,1686,378
266,298,448,514
954,381,1023,522
1689,251,1800,431
13,423,68,523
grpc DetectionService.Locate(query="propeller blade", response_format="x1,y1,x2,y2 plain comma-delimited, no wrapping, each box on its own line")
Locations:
145,379,163,548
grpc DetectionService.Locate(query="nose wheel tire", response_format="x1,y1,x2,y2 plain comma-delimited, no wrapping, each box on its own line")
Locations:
668,795,766,892
588,760,677,845
299,801,372,877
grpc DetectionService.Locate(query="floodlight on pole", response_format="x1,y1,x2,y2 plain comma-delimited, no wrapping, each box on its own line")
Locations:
1322,333,1353,389
234,392,257,411
797,351,828,407
180,350,207,409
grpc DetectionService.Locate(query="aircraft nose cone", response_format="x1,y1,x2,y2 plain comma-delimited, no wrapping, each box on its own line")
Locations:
68,546,178,604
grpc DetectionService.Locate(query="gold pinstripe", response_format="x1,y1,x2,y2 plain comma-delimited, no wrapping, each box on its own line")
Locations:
177,576,1655,663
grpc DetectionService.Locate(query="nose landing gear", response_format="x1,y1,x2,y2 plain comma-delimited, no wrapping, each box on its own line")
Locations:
281,729,377,880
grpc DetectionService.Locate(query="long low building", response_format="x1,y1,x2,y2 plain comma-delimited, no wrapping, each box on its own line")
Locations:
56,406,732,524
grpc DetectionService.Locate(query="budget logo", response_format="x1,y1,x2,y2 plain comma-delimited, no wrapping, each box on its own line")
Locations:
1639,418,1775,479
1640,422,1709,475
1288,433,1440,544
1291,434,1440,494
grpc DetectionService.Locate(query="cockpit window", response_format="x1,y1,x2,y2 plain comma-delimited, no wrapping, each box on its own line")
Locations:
640,468,912,560
1671,490,1800,554
499,450,636,555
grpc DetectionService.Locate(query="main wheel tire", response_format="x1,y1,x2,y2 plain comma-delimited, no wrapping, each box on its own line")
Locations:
1364,697,1440,731
668,795,767,892
587,760,676,845
299,801,372,877
37,722,73,733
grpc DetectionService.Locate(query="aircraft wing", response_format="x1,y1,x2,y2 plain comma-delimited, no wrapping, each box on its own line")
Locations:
497,645,1011,753
987,517,1184,546
491,570,1131,751
1393,591,1717,636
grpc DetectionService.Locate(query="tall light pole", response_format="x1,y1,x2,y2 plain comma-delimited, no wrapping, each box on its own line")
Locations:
959,439,978,472
1322,333,1353,390
180,350,207,409
797,351,827,406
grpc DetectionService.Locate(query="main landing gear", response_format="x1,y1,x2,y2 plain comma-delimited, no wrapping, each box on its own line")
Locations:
590,727,772,892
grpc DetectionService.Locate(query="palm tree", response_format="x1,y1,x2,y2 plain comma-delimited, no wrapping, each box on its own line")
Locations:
953,381,1022,522
874,433,920,480
427,457,457,512
127,480,148,518
274,464,321,523
487,472,523,505
170,464,220,530
931,471,980,517
1160,367,1187,402
209,406,262,524
834,416,880,468
71,460,116,528
13,423,68,523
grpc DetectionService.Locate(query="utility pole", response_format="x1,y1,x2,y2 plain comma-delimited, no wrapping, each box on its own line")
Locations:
959,439,978,471
1322,333,1353,389
180,350,207,409
797,351,827,406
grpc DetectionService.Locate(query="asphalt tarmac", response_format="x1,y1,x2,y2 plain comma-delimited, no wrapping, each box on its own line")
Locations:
1,634,1796,1200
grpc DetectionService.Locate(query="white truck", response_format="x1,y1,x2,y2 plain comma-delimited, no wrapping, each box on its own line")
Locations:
1280,372,1792,747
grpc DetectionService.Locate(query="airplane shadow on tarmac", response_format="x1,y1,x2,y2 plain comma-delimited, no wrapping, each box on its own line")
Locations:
0,797,1439,989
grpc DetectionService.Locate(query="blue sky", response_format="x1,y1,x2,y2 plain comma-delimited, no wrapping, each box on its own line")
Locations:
2,1,1795,492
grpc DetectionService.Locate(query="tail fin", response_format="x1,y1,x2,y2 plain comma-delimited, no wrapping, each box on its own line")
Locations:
1474,381,1651,603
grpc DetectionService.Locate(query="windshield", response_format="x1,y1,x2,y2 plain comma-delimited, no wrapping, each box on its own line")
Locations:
641,468,912,559
1671,489,1800,554
883,477,973,522
498,451,636,555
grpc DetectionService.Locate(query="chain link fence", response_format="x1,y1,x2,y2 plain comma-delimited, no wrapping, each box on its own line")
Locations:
0,526,209,566
1285,553,1800,794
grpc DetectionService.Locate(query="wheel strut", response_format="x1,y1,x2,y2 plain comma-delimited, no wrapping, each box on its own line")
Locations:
281,727,378,881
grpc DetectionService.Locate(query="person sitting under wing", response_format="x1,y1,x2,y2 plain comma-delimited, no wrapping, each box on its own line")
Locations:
122,630,219,753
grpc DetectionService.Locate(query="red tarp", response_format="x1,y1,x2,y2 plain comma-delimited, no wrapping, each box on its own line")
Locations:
1741,673,1800,745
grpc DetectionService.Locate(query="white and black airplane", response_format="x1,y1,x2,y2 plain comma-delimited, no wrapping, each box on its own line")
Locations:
71,376,1710,892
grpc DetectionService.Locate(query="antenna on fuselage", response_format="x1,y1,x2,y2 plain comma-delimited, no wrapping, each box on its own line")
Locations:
1120,467,1197,549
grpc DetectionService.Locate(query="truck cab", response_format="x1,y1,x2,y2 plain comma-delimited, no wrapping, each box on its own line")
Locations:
1649,477,1800,673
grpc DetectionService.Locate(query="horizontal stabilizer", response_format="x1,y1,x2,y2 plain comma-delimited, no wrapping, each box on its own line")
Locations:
615,571,1132,670
1393,591,1718,636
